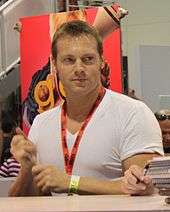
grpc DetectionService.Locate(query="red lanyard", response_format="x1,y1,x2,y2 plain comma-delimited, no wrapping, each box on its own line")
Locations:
61,88,106,175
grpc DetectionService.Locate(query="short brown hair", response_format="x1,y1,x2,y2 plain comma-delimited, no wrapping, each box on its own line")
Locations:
51,20,103,59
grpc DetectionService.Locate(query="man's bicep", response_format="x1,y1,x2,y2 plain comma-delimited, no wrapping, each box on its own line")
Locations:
122,153,161,174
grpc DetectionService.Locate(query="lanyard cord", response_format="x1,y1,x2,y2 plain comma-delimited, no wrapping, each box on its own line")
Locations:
61,88,106,175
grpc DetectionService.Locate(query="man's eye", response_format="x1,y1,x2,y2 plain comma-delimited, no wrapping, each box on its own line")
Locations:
63,58,74,64
82,56,95,64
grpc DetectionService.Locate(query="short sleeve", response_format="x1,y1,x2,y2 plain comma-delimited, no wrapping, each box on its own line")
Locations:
119,101,164,161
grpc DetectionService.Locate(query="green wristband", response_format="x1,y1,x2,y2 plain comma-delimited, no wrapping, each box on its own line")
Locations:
68,175,80,195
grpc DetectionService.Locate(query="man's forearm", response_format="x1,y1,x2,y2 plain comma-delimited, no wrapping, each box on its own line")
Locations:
76,176,124,195
8,167,37,196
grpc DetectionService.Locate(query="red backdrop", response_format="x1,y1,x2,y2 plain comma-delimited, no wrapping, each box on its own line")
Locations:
20,7,122,132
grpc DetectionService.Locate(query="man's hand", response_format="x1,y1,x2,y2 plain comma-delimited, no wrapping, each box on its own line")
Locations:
11,127,37,168
121,165,154,195
32,164,70,194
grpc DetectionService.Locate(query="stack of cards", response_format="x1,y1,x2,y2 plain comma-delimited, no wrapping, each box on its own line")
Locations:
145,156,170,189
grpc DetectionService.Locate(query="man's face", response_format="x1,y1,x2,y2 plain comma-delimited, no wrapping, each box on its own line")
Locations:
159,120,170,148
54,34,103,97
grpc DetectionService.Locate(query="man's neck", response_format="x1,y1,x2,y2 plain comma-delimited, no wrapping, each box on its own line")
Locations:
65,87,102,122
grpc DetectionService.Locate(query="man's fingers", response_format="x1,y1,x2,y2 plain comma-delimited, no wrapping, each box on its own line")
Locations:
122,165,154,196
125,172,138,185
32,164,46,176
36,176,51,193
15,127,27,139
129,165,144,181
11,132,37,166
11,135,26,150
33,169,48,184
12,133,34,148
129,166,152,184
142,175,152,185
126,174,146,190
123,175,146,191
21,145,37,164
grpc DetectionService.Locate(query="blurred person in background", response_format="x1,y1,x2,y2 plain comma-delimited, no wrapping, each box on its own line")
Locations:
0,113,20,177
155,109,170,154
0,114,16,164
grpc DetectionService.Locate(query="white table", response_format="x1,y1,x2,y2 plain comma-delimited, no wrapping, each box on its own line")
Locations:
0,195,170,212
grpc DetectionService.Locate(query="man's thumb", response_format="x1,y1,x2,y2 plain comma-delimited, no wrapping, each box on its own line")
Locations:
15,127,27,138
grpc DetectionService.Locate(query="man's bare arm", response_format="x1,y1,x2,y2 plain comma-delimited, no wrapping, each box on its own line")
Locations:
8,167,37,196
122,153,161,172
32,153,161,196
74,153,160,195
8,128,39,196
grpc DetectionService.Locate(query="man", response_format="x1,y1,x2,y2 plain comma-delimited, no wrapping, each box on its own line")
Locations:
155,109,170,154
9,20,163,196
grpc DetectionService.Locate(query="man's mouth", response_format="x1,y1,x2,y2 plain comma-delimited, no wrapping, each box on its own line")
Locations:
72,78,87,82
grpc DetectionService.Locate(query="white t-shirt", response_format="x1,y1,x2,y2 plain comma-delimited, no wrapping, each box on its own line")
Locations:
28,89,163,179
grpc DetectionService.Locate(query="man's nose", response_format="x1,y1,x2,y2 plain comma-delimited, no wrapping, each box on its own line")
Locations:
74,59,85,74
